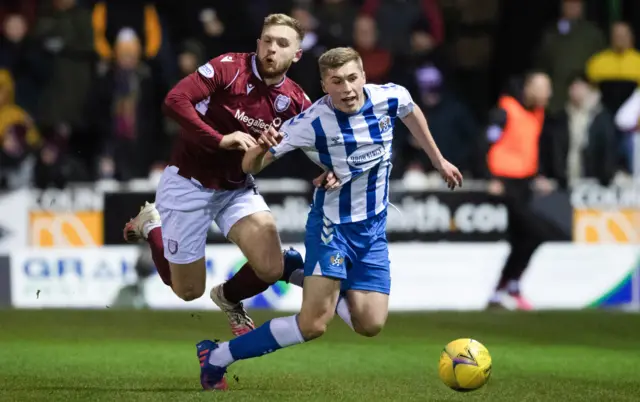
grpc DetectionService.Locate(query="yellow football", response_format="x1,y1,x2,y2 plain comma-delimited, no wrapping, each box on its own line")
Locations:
438,338,492,392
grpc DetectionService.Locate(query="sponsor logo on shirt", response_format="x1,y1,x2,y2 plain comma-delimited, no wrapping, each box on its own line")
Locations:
234,110,282,133
197,63,214,78
347,144,385,168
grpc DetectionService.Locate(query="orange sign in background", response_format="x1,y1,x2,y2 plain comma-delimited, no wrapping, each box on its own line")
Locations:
29,211,104,247
573,209,640,243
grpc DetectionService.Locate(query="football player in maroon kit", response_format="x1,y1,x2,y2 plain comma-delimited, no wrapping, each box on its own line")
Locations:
123,14,321,336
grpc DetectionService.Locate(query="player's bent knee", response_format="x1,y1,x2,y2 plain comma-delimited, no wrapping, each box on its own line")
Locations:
231,213,284,283
354,321,385,337
168,260,207,302
257,264,283,284
298,318,329,340
255,222,283,282
297,309,334,341
247,245,282,284
173,283,205,301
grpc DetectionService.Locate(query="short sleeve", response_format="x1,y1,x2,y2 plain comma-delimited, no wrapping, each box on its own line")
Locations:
394,85,415,118
269,113,316,159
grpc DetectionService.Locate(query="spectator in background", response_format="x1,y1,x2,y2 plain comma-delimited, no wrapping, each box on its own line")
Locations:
587,22,640,117
0,0,39,29
394,66,477,186
352,15,392,84
391,18,445,95
587,21,640,173
163,1,254,55
360,0,444,54
92,1,162,64
535,0,606,114
0,69,41,189
93,28,157,181
162,39,205,161
614,87,640,175
315,0,358,49
193,8,230,57
544,73,616,187
288,6,325,101
0,14,45,115
485,71,567,311
33,0,94,163
175,40,205,82
92,0,176,93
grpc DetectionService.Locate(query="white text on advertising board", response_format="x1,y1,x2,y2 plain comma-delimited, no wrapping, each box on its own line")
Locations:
10,244,640,310
572,183,640,243
386,196,508,233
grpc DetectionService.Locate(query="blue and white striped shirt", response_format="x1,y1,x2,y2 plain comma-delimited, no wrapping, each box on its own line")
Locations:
270,83,415,224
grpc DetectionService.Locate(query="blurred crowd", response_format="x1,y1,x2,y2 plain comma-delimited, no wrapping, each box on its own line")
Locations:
0,0,639,190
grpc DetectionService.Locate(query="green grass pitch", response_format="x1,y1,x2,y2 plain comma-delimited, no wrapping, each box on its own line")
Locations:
1,309,639,401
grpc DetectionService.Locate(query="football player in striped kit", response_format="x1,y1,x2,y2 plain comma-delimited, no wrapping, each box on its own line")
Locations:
195,47,462,390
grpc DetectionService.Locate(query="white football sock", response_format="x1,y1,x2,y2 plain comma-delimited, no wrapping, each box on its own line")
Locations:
288,269,353,330
489,291,503,303
208,342,234,367
209,315,305,367
335,296,354,330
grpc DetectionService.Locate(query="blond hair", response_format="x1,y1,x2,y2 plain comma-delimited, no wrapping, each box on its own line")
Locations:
318,47,363,77
262,14,304,42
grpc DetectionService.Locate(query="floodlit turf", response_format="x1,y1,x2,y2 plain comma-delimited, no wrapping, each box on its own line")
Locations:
1,310,639,402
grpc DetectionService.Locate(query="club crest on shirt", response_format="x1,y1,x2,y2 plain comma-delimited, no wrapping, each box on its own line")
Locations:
378,115,392,133
168,239,179,255
274,94,291,113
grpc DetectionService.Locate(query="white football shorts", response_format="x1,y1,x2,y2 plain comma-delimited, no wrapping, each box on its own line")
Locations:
155,165,269,264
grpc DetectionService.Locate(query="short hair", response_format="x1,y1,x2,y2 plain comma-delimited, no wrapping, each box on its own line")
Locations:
262,14,304,42
318,47,363,77
566,70,591,87
523,69,548,84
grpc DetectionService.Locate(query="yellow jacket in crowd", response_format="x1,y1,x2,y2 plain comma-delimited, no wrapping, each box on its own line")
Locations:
0,69,40,149
587,48,640,113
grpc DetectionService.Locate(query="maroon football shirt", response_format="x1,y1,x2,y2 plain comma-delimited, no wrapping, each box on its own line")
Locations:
163,52,312,190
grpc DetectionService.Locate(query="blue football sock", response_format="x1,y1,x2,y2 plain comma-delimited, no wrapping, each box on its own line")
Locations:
208,315,304,367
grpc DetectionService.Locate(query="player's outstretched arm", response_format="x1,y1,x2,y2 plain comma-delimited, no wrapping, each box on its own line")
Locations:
401,106,463,189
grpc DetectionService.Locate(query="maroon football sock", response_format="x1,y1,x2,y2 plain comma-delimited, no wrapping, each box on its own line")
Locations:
222,262,271,304
147,227,172,287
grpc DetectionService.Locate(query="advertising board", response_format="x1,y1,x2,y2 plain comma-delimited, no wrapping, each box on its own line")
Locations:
10,243,639,310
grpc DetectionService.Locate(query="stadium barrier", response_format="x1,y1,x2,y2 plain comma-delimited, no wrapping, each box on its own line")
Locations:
6,243,640,311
